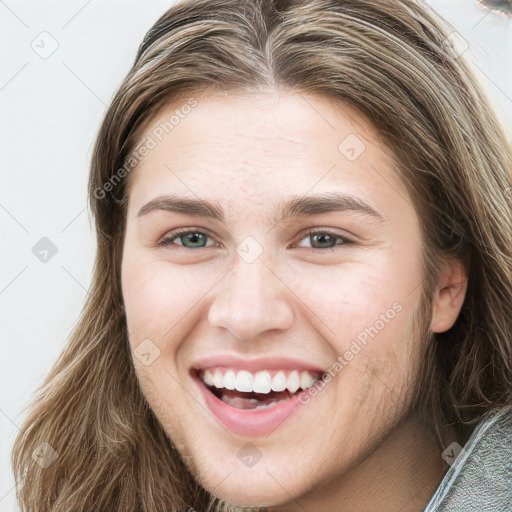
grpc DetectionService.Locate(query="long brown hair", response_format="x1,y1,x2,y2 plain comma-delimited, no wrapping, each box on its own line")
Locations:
12,0,512,510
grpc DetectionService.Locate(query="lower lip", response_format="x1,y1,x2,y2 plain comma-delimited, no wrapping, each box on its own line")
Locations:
194,374,306,437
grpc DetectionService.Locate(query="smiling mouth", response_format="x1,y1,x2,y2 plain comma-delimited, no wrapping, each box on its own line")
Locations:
196,368,321,410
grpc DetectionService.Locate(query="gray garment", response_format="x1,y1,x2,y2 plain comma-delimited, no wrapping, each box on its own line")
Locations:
423,405,512,511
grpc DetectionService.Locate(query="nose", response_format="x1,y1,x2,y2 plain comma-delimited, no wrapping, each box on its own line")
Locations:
207,248,295,340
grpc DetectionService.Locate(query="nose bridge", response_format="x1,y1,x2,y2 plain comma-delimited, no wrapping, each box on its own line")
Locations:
207,241,294,340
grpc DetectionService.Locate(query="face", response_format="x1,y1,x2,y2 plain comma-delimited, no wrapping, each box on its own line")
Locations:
120,90,449,508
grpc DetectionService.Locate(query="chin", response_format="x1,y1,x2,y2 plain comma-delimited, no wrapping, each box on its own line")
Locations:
191,457,309,509
210,483,290,509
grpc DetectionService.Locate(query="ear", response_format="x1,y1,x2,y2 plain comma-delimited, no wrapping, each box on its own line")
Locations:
430,258,468,333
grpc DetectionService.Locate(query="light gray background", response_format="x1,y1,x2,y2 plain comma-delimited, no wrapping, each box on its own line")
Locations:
1,1,510,510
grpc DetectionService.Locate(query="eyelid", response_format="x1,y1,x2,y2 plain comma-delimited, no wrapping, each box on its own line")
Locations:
157,226,355,250
292,227,354,248
157,227,219,247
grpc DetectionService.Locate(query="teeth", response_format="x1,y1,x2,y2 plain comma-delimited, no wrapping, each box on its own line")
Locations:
300,370,315,389
213,370,224,388
200,368,319,394
287,370,300,393
224,370,236,390
271,370,287,392
235,370,253,392
253,371,272,393
203,370,214,386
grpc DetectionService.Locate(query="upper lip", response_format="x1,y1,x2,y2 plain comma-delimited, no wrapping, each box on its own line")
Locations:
190,354,325,374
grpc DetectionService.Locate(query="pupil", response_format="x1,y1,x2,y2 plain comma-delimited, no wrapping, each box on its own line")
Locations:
183,233,205,248
312,233,335,248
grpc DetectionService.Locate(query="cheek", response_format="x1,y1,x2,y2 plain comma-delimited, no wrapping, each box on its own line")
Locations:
288,251,421,413
122,258,202,442
122,257,207,342
287,249,419,346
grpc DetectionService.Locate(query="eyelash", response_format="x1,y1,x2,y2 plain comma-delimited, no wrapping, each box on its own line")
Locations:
157,228,354,251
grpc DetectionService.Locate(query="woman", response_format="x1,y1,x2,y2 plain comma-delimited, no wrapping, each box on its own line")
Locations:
12,0,512,510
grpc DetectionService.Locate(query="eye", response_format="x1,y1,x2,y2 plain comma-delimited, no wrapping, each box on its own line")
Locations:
158,228,353,251
158,228,217,249
293,229,354,250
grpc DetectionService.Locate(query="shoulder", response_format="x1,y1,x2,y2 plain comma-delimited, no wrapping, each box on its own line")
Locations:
424,405,512,512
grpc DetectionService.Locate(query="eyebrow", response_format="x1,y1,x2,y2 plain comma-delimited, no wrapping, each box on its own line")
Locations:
136,193,385,222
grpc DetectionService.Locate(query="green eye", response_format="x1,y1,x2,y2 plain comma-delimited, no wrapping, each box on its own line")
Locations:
295,230,353,250
158,228,353,252
159,230,215,249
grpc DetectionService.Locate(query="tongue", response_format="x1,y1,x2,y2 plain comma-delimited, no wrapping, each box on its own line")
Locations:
216,388,292,410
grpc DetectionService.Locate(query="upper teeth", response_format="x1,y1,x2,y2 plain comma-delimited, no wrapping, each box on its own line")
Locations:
200,369,319,394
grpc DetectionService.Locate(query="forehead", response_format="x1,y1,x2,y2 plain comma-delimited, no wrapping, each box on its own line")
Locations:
126,89,409,219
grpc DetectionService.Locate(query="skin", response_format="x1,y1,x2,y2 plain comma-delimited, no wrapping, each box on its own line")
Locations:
120,89,468,511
